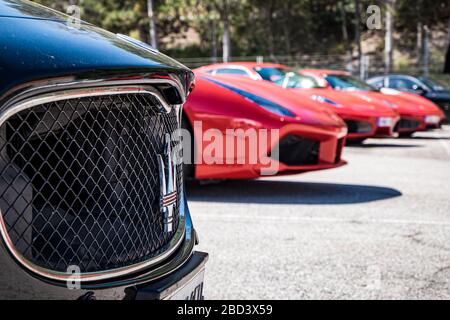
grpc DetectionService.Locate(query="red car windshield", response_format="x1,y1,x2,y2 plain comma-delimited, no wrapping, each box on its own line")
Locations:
325,74,377,91
255,67,322,89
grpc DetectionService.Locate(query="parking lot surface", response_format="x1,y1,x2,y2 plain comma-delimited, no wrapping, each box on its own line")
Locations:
188,126,450,300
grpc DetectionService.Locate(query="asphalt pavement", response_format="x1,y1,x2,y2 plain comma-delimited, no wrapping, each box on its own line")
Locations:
187,125,450,300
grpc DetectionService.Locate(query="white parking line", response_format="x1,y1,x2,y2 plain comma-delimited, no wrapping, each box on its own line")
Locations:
432,131,450,157
440,139,450,156
194,213,450,227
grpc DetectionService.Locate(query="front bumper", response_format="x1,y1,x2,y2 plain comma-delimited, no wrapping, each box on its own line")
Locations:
342,115,397,140
395,113,444,133
194,119,348,179
424,115,444,129
133,251,208,300
266,121,348,174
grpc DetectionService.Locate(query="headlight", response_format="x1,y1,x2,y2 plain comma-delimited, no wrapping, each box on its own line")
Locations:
425,115,441,124
203,77,296,118
311,95,342,108
377,117,394,127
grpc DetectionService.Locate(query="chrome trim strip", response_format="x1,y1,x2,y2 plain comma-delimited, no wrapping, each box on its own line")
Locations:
0,86,172,124
116,34,160,54
0,77,188,111
0,85,185,283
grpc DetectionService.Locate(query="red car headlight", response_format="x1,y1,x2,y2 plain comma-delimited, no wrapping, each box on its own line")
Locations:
377,117,395,127
424,115,441,124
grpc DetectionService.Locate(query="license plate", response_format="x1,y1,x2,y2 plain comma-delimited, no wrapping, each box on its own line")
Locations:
425,115,440,124
377,117,393,127
165,268,205,300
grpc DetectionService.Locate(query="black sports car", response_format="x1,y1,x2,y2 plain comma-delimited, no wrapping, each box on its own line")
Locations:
367,74,450,121
0,0,207,300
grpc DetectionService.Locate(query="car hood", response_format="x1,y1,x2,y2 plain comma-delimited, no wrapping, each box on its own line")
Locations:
0,0,194,103
378,90,443,117
198,74,345,128
291,88,397,117
348,91,443,117
387,91,444,115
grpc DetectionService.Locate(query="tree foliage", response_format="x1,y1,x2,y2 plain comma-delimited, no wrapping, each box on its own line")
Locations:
32,0,450,71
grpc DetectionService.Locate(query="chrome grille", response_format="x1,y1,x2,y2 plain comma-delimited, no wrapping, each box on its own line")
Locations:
0,93,181,274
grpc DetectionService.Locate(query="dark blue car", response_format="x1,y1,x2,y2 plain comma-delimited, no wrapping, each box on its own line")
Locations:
0,0,206,300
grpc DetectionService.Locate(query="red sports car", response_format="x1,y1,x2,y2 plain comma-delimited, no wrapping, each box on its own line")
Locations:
377,87,446,130
196,63,399,141
183,73,347,180
300,69,445,136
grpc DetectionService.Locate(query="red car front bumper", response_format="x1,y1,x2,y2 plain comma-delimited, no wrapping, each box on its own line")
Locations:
194,120,348,180
395,113,443,134
340,115,398,140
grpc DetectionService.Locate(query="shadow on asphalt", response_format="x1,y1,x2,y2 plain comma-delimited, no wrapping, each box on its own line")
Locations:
186,180,402,205
399,136,450,140
349,143,423,148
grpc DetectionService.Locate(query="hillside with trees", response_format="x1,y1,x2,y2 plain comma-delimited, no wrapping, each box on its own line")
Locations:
32,0,450,77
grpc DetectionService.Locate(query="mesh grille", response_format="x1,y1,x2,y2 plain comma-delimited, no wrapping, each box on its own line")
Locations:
345,120,373,134
0,93,181,274
274,135,320,166
397,118,420,130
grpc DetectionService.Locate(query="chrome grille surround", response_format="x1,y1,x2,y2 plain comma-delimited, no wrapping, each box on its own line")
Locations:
0,86,185,283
